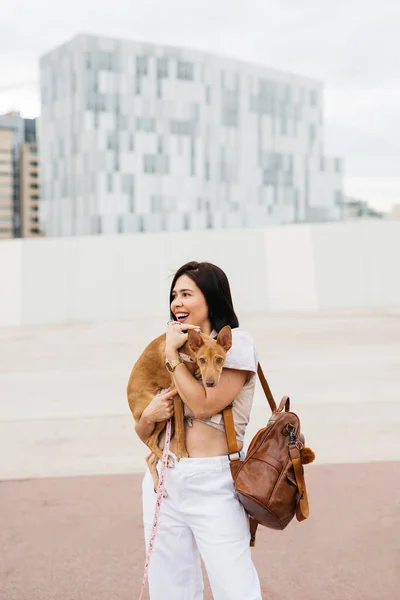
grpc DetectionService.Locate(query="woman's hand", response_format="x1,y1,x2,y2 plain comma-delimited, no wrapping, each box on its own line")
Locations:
142,388,178,423
165,321,200,360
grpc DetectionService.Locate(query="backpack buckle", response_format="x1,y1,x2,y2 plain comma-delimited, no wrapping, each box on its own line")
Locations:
228,451,241,462
284,424,303,448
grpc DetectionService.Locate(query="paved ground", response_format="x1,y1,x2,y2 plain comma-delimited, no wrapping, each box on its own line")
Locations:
1,463,399,600
0,311,400,599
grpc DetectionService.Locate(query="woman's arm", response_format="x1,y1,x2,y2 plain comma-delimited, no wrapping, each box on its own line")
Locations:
135,412,157,444
171,362,248,419
134,388,177,444
165,321,248,419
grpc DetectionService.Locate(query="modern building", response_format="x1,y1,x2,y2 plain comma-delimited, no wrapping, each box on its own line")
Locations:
0,112,42,238
39,34,343,237
0,126,14,239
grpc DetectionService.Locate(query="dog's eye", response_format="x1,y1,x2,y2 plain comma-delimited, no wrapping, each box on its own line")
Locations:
199,358,206,364
216,357,223,364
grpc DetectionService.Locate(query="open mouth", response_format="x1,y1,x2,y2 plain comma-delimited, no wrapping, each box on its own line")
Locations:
175,312,189,323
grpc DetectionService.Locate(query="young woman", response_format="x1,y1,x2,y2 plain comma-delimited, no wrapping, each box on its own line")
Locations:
135,261,262,600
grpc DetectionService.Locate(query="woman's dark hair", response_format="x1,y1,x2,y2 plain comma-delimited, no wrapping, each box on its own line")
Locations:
169,261,239,332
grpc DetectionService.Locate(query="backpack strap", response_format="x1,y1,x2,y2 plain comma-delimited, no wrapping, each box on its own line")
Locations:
257,363,277,413
222,363,278,548
289,444,310,521
222,404,240,457
223,362,277,457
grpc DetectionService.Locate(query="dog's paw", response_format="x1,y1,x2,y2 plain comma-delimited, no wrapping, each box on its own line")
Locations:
175,450,189,461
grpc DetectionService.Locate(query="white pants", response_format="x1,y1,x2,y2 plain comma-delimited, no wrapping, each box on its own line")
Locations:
142,452,262,600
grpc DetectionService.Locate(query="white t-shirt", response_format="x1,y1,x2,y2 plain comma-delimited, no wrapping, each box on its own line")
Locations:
184,327,258,441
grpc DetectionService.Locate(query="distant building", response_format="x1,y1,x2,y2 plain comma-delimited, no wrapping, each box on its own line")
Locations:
0,112,42,238
343,197,384,220
389,204,400,219
39,34,344,236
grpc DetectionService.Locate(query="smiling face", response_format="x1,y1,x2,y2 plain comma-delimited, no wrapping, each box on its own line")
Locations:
170,274,212,334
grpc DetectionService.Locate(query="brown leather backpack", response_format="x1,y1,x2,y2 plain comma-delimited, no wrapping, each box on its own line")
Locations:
223,364,315,546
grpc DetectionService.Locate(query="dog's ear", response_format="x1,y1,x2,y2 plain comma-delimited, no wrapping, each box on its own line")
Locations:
188,329,204,352
217,326,232,352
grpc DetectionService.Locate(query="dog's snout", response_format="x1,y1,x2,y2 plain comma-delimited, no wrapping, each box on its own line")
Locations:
206,379,216,387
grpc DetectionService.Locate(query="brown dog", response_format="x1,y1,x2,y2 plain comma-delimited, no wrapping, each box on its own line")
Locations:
127,326,232,489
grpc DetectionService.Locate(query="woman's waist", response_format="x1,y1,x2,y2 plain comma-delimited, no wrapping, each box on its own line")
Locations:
169,419,243,458
166,449,245,471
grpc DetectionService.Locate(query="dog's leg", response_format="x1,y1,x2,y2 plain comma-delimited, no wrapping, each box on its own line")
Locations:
146,421,166,461
173,395,189,461
146,452,163,493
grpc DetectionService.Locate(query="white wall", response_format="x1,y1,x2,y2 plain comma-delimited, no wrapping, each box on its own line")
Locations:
1,220,399,326
0,240,22,326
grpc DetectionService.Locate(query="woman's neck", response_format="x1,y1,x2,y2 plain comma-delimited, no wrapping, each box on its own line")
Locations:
200,321,213,336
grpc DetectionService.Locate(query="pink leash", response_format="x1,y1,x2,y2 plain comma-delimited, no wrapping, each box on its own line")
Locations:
138,417,172,600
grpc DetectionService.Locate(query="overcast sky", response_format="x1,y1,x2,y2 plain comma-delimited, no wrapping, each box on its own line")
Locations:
1,0,399,211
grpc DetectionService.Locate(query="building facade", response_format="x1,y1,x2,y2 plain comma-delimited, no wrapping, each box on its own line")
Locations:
0,126,14,239
39,34,343,236
0,112,42,238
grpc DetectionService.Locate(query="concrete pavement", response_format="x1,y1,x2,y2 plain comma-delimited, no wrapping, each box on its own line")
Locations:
0,310,399,599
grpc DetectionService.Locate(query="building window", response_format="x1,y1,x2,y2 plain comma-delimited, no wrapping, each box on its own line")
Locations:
221,90,239,128
320,157,325,171
129,134,134,151
309,124,316,143
107,174,113,192
30,195,39,200
61,178,68,197
143,155,156,174
157,58,168,78
263,170,277,186
136,56,148,76
136,117,155,132
151,196,163,212
177,61,194,80
30,184,39,189
170,120,192,135
29,161,38,167
122,174,134,197
98,51,114,71
205,160,210,181
30,172,39,178
335,158,342,173
206,86,212,104
107,133,116,150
